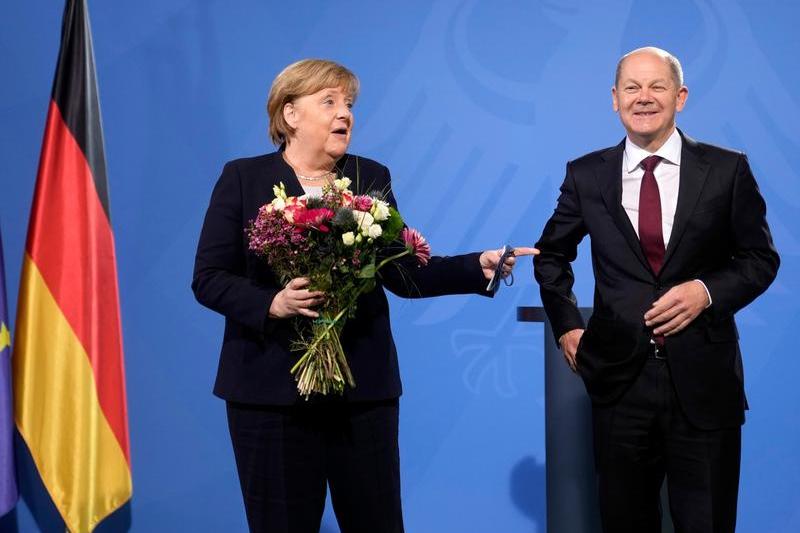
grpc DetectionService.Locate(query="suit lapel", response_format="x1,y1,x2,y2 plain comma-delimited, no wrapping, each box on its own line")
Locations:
595,139,652,273
272,149,305,197
338,154,380,195
662,132,710,270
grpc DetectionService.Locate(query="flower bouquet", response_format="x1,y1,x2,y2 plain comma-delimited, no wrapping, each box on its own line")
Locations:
247,176,431,398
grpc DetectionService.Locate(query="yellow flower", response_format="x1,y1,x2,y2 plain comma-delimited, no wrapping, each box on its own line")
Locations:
273,182,287,200
334,177,352,191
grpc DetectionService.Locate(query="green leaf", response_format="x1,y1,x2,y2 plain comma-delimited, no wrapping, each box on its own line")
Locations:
360,278,376,294
381,208,405,242
357,263,376,279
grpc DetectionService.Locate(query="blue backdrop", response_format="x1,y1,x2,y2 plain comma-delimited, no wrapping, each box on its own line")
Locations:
1,1,798,532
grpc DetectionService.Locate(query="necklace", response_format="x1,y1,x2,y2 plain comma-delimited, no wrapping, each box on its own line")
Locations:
296,170,334,182
283,151,335,183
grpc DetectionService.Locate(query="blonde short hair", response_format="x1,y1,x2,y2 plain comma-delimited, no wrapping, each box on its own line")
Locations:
267,59,360,145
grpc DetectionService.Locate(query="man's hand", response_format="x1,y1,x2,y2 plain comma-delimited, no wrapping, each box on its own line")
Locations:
269,277,325,319
644,280,710,336
479,246,539,280
558,328,584,372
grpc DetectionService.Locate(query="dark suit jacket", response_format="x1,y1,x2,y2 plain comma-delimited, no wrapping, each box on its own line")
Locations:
534,131,779,430
193,151,489,405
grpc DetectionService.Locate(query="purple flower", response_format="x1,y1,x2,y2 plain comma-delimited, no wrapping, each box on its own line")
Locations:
352,195,373,212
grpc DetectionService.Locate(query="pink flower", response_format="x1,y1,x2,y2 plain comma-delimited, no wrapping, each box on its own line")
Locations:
401,227,431,266
353,195,373,211
293,208,335,233
282,197,307,223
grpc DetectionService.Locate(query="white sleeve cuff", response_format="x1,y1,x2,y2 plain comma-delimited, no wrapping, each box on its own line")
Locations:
694,279,712,308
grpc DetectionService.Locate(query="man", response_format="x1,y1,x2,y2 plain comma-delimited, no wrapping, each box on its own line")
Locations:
534,47,779,532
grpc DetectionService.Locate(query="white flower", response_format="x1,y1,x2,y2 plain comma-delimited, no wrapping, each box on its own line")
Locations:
334,177,352,191
367,224,383,239
371,200,390,221
341,232,355,246
270,197,286,210
353,210,375,234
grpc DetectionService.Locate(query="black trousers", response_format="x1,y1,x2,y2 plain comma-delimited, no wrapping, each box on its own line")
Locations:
592,358,741,533
226,398,403,533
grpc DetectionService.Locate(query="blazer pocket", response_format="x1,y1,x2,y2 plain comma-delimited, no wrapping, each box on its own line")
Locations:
693,197,728,214
580,315,634,360
705,320,739,343
575,329,588,363
585,315,618,340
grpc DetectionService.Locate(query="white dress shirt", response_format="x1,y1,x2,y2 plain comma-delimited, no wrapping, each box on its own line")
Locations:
620,128,711,305
621,128,682,245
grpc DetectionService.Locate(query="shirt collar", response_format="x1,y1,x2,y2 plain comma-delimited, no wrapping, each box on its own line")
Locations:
624,128,682,173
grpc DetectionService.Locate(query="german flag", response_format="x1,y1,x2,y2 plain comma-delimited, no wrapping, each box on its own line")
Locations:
12,1,132,531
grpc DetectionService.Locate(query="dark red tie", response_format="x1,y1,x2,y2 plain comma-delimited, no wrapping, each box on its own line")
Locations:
638,155,665,274
638,155,665,345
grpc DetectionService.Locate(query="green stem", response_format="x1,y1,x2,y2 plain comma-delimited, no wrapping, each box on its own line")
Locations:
290,305,350,374
289,248,411,375
376,249,411,270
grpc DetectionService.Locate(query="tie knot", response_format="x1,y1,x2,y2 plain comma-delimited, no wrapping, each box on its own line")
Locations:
641,155,662,173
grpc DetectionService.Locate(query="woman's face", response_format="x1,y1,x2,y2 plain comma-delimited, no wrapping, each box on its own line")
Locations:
284,86,353,161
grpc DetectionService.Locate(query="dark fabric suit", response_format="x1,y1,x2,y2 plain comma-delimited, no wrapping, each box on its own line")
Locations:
193,151,489,532
534,131,779,531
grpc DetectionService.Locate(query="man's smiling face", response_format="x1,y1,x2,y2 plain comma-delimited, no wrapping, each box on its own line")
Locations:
612,51,688,151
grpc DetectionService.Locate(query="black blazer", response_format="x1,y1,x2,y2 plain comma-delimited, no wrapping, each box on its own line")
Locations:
534,131,779,430
193,151,489,405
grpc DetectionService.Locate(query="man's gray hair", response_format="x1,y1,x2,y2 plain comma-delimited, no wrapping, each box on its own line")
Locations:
615,47,684,87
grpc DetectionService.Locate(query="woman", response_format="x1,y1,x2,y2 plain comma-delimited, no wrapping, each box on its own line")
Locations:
192,59,536,533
